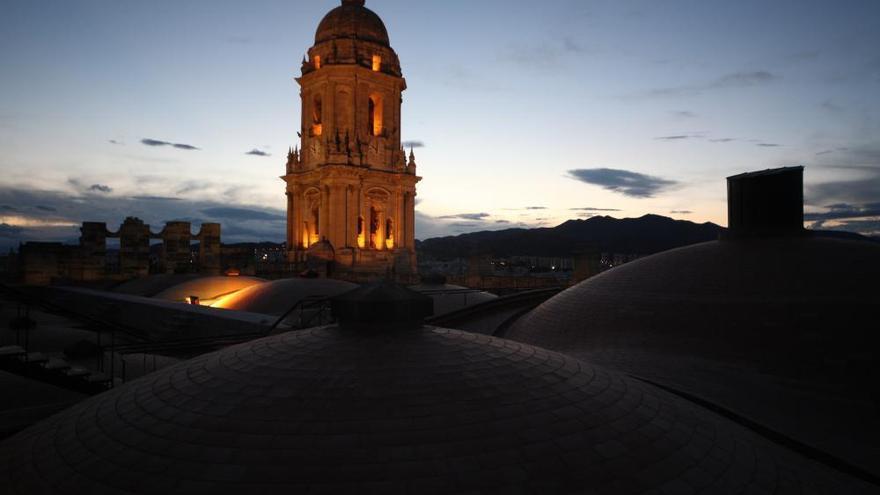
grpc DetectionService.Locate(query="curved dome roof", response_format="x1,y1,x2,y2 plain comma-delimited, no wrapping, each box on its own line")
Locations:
0,322,867,493
211,277,357,315
152,276,265,304
315,0,390,47
508,236,879,341
506,235,880,476
112,274,204,297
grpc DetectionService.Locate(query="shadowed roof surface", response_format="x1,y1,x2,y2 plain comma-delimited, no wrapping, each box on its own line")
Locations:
0,323,874,493
505,235,880,477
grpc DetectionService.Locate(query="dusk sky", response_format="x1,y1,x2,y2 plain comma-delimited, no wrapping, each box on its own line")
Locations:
1,0,879,249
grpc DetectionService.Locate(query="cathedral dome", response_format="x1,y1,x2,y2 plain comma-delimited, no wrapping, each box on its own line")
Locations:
506,235,880,360
505,234,880,476
0,283,868,493
315,0,390,47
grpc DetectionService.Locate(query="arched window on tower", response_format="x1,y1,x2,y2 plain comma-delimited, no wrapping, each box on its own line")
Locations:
357,216,365,248
312,94,323,136
313,55,321,69
368,94,383,137
372,55,381,72
385,218,394,249
311,207,320,245
369,207,379,249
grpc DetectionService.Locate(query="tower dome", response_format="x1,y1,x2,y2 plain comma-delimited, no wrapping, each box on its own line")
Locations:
315,0,390,47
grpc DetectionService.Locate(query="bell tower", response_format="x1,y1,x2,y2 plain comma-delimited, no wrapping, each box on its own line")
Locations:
283,0,420,279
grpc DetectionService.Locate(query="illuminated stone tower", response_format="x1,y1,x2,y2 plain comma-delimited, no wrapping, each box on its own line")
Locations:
283,0,420,279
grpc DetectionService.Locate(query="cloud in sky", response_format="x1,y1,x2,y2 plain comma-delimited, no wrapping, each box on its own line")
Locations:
68,178,113,195
89,184,112,193
808,172,880,207
437,212,491,221
132,195,181,201
806,202,880,236
569,207,621,212
655,135,699,141
246,149,271,157
0,186,288,250
710,138,736,143
641,70,777,98
566,168,678,198
756,143,782,147
670,210,693,214
201,207,285,222
804,203,880,222
524,206,547,210
671,111,697,119
175,180,212,196
500,36,591,69
141,138,200,150
414,210,537,240
402,140,425,149
816,147,849,156
806,160,880,236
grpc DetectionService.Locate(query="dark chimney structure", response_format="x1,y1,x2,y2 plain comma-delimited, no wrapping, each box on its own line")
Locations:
726,166,804,238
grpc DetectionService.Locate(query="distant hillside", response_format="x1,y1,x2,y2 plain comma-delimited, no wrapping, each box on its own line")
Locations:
417,214,725,259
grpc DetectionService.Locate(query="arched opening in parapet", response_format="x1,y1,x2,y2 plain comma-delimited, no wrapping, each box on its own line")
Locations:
368,94,383,137
105,237,120,274
149,238,163,272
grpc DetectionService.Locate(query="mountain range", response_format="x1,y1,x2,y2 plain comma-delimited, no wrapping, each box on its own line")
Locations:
417,214,725,259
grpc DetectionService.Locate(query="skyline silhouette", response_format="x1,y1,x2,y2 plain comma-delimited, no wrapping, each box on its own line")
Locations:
1,0,878,250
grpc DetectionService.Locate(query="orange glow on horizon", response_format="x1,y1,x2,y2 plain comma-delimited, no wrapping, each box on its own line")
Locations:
0,215,79,228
